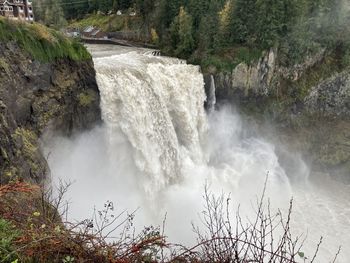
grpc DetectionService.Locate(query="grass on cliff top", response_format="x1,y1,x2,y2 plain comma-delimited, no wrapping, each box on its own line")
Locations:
0,17,91,62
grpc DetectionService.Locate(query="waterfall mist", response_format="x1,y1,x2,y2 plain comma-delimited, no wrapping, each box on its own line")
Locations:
43,45,350,262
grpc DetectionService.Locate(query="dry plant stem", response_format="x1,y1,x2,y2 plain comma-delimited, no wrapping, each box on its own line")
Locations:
1,178,340,263
171,174,335,263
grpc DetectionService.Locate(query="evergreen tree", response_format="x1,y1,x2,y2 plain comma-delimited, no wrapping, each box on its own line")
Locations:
170,6,195,57
33,0,67,28
229,0,258,45
157,0,184,29
112,0,119,12
255,0,285,48
88,0,99,13
136,0,155,19
98,0,112,14
187,0,210,30
119,0,133,9
217,0,234,49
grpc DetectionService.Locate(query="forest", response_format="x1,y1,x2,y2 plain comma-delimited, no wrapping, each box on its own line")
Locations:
33,0,350,70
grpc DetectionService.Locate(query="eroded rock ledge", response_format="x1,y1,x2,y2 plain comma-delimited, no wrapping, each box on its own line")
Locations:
0,42,101,184
204,48,350,182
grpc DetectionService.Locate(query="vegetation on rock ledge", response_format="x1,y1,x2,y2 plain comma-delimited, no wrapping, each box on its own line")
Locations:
0,17,90,62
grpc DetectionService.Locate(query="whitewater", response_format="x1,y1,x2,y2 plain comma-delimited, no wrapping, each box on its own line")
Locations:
43,44,350,262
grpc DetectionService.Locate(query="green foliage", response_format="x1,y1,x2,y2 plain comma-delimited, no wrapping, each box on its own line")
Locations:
198,1,222,52
169,6,195,57
234,47,262,65
0,218,20,263
69,13,142,32
199,55,237,73
136,0,155,20
342,45,350,68
14,128,38,159
0,58,10,75
160,0,349,69
33,0,67,29
197,46,262,73
255,0,285,49
62,255,75,263
229,0,258,45
0,18,91,62
119,0,133,9
278,17,320,66
61,0,91,19
102,0,114,13
78,91,97,107
290,54,342,100
187,0,210,29
41,0,350,72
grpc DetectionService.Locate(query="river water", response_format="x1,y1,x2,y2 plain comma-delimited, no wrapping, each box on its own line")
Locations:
44,44,350,262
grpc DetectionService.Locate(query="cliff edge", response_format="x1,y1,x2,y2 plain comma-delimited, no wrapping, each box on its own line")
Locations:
0,19,100,183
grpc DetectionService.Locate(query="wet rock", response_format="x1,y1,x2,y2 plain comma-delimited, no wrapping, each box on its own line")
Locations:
304,71,350,117
0,42,101,184
210,48,277,103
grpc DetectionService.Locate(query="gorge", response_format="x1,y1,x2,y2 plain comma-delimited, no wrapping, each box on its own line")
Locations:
43,44,350,262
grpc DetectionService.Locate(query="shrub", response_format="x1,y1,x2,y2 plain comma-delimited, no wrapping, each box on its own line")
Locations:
0,179,341,262
0,218,20,263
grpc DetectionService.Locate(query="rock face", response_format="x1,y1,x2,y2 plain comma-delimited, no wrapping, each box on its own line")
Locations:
302,72,350,181
0,42,101,184
305,71,350,117
211,48,327,104
213,49,277,103
205,49,350,181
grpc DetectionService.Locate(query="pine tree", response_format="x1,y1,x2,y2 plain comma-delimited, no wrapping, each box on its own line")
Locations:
112,0,119,13
216,0,234,49
229,0,258,45
187,0,210,30
119,0,133,10
255,0,285,48
136,0,155,19
33,0,67,28
88,0,99,13
170,6,195,57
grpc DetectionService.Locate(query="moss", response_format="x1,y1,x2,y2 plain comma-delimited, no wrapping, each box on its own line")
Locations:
13,128,43,174
14,128,38,159
0,17,91,62
318,147,350,166
78,90,96,107
1,147,8,161
0,114,8,129
3,166,18,179
37,104,61,130
292,56,341,100
0,58,10,75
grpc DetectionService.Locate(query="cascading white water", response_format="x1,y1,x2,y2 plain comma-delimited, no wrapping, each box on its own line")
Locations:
44,45,350,262
95,52,207,197
207,75,216,111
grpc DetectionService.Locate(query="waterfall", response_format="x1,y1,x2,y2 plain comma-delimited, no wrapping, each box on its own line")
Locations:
44,45,350,262
91,50,293,204
94,53,208,196
207,75,217,111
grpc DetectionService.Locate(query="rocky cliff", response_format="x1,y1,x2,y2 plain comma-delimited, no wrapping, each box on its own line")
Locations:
205,48,350,182
0,41,101,184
